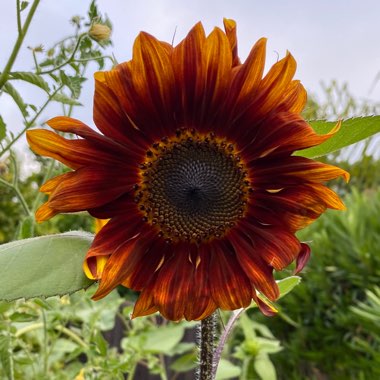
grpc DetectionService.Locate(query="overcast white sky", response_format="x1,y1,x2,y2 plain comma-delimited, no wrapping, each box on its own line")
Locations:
1,0,380,141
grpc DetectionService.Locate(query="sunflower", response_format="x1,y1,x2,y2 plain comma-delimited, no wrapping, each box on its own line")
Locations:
27,19,348,321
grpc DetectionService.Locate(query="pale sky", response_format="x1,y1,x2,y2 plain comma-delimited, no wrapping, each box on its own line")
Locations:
1,0,380,142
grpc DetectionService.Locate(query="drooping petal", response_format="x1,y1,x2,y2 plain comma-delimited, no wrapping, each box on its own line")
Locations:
295,243,311,274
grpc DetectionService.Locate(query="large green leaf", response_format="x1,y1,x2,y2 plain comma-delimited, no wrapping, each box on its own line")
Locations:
296,116,380,158
0,232,94,301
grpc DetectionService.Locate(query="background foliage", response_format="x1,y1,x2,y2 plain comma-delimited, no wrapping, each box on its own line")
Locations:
1,1,380,379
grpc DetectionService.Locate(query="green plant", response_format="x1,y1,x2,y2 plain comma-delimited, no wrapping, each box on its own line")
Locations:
264,187,380,380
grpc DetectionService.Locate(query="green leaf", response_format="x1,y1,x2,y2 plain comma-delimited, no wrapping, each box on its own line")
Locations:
254,354,277,380
59,71,86,98
0,232,95,301
52,93,82,106
170,352,197,373
3,83,29,117
20,1,29,11
0,335,14,380
296,116,380,158
142,324,187,354
0,115,6,141
9,312,37,322
9,72,50,92
17,216,35,239
215,359,241,380
276,276,301,299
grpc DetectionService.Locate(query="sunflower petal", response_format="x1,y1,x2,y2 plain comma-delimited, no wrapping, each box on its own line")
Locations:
48,166,134,212
209,241,252,310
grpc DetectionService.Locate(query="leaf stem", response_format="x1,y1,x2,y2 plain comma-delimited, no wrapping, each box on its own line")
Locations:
199,312,217,380
0,0,40,90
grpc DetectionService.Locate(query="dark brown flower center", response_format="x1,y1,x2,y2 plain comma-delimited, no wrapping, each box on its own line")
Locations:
135,130,250,243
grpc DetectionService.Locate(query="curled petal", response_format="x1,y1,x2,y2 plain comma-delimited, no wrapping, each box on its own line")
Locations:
295,243,311,274
83,255,109,280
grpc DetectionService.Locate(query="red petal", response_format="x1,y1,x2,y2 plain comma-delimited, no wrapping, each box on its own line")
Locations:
251,156,349,187
153,244,193,321
172,22,206,125
132,275,159,318
252,291,278,317
131,32,176,133
295,243,311,274
223,18,240,67
92,233,145,300
27,129,123,169
209,240,252,310
48,165,135,212
86,212,144,259
243,221,301,270
228,229,279,301
248,183,345,232
185,244,217,320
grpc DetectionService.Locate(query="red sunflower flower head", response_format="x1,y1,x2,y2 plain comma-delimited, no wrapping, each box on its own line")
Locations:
27,19,349,321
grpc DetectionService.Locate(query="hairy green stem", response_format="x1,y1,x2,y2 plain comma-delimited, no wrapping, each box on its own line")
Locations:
199,312,217,380
212,309,244,379
0,0,40,90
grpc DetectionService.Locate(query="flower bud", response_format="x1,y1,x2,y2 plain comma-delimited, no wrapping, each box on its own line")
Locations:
89,23,111,42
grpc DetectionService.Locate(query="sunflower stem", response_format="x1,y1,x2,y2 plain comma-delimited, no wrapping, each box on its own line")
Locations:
199,312,217,380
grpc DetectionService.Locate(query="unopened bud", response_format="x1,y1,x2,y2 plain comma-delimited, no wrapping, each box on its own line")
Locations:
89,23,111,41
